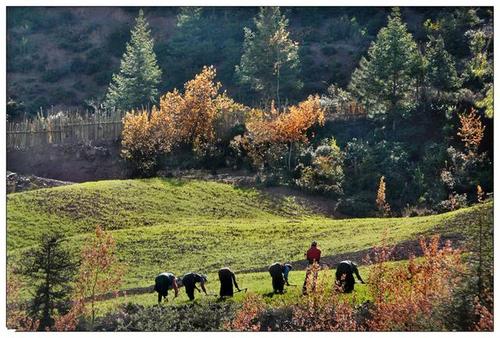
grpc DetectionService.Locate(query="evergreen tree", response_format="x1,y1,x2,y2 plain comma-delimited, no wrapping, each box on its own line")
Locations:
236,7,302,106
425,35,460,97
21,233,76,330
349,8,421,134
104,9,162,111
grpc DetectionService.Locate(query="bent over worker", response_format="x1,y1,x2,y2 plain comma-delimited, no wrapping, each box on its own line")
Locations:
269,262,293,294
218,267,240,298
335,260,365,293
181,272,208,301
154,272,179,303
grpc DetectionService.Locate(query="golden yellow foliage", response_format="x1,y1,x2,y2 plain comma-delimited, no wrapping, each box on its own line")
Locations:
240,95,325,170
121,108,174,175
376,176,391,216
121,65,245,174
458,109,485,153
158,65,246,155
246,95,325,145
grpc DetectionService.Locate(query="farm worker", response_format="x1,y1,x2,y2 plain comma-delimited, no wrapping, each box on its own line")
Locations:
218,267,240,298
305,240,321,265
154,272,179,303
181,272,208,301
268,262,293,294
335,260,365,293
302,241,321,294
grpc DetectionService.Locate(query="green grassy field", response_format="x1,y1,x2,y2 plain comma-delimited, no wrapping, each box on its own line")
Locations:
7,177,492,312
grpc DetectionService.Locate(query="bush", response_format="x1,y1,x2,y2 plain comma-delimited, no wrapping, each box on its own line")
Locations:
95,301,238,331
295,138,344,198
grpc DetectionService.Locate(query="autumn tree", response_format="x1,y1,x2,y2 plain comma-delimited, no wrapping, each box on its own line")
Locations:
236,7,302,106
349,8,421,135
238,95,325,172
376,176,390,216
104,9,162,111
121,107,174,176
157,65,245,156
457,109,485,155
21,233,76,331
440,109,489,207
60,225,124,331
7,266,39,331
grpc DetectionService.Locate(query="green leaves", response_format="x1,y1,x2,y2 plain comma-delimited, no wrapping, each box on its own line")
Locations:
104,9,162,112
236,7,302,105
349,8,420,125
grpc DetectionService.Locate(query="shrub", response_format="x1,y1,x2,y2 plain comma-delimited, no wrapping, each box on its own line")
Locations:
296,138,345,198
96,301,238,331
121,109,174,177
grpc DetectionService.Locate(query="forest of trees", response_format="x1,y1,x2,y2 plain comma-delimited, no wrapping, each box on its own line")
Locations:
6,6,493,216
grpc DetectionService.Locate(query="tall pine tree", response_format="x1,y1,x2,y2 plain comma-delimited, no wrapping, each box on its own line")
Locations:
349,8,420,134
425,35,460,98
236,7,302,106
22,233,76,330
104,9,162,112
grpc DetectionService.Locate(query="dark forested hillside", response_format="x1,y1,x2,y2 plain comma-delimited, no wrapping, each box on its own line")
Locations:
8,6,487,114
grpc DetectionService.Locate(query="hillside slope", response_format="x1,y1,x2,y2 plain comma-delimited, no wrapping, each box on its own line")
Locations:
7,178,492,290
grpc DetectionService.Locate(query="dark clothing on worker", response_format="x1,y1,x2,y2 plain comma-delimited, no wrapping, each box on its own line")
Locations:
335,260,364,293
154,272,177,303
269,263,286,293
182,272,207,301
306,246,321,264
218,267,239,297
268,263,293,293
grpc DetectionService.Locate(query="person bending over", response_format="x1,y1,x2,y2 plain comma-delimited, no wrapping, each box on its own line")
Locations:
181,272,208,301
268,262,293,294
335,260,365,293
218,267,240,298
154,272,179,303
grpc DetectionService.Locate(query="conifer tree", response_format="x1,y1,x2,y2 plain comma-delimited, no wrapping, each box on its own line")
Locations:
424,35,460,97
349,8,420,133
236,7,302,106
104,9,162,112
21,233,76,331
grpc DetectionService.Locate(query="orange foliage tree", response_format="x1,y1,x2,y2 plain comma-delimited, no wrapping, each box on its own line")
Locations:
225,293,268,331
365,235,465,331
6,266,39,331
158,65,245,155
121,107,174,176
238,95,325,171
54,225,124,331
457,109,485,154
121,66,245,174
375,176,391,216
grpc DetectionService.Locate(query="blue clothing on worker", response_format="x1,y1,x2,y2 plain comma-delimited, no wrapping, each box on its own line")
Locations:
283,264,291,283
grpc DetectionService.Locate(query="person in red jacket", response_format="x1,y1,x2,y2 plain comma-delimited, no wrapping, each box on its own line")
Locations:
305,241,321,265
303,241,322,294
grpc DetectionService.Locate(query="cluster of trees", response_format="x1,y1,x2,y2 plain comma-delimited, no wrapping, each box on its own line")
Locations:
103,8,302,112
112,7,493,215
7,226,124,331
115,7,492,216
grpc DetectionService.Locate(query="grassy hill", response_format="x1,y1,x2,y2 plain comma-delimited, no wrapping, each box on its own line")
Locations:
8,178,492,295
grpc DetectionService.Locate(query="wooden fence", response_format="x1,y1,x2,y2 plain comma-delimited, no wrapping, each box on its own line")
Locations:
7,111,125,150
